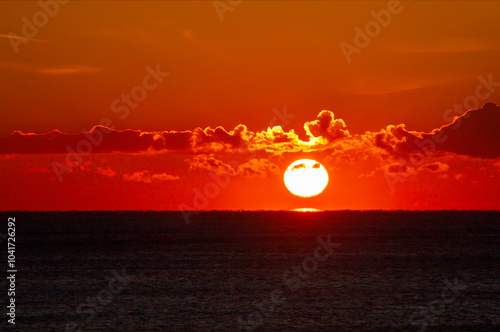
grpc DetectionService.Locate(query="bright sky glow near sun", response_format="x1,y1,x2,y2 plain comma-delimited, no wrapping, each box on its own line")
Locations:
0,1,499,211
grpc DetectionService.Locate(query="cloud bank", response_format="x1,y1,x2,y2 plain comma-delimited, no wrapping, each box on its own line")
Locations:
1,103,499,183
2,103,498,159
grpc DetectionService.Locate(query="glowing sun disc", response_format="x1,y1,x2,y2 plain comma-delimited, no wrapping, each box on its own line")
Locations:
284,159,329,197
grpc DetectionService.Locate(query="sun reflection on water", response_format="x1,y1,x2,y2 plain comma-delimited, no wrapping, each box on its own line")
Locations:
292,208,323,212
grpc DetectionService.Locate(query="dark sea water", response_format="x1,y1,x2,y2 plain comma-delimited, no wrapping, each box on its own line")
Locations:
1,211,500,331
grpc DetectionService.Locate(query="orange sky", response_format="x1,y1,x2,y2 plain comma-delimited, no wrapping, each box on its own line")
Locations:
0,1,499,211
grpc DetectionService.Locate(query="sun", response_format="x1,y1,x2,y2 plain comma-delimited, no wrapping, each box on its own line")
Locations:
284,159,329,197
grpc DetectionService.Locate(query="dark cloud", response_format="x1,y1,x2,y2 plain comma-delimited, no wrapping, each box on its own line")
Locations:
386,163,410,174
187,154,236,175
420,162,449,173
159,131,192,150
0,127,155,154
362,123,421,160
193,124,248,150
291,163,306,171
1,104,498,162
185,154,280,179
123,170,179,183
364,103,500,160
427,102,500,159
237,159,280,178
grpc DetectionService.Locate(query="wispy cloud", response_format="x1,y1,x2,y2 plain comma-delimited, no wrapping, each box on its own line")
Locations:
36,65,102,75
341,74,468,96
0,63,102,75
0,33,47,43
123,170,179,183
393,39,500,54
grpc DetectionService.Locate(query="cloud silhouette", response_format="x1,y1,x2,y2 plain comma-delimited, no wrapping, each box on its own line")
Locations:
362,103,500,160
420,162,450,173
1,104,498,163
187,154,236,175
237,159,280,178
304,110,350,142
123,170,179,183
426,102,500,158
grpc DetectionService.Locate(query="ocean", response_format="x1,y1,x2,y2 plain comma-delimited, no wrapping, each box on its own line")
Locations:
2,211,499,331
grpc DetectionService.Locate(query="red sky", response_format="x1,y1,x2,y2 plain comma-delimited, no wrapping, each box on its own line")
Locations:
0,1,499,210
